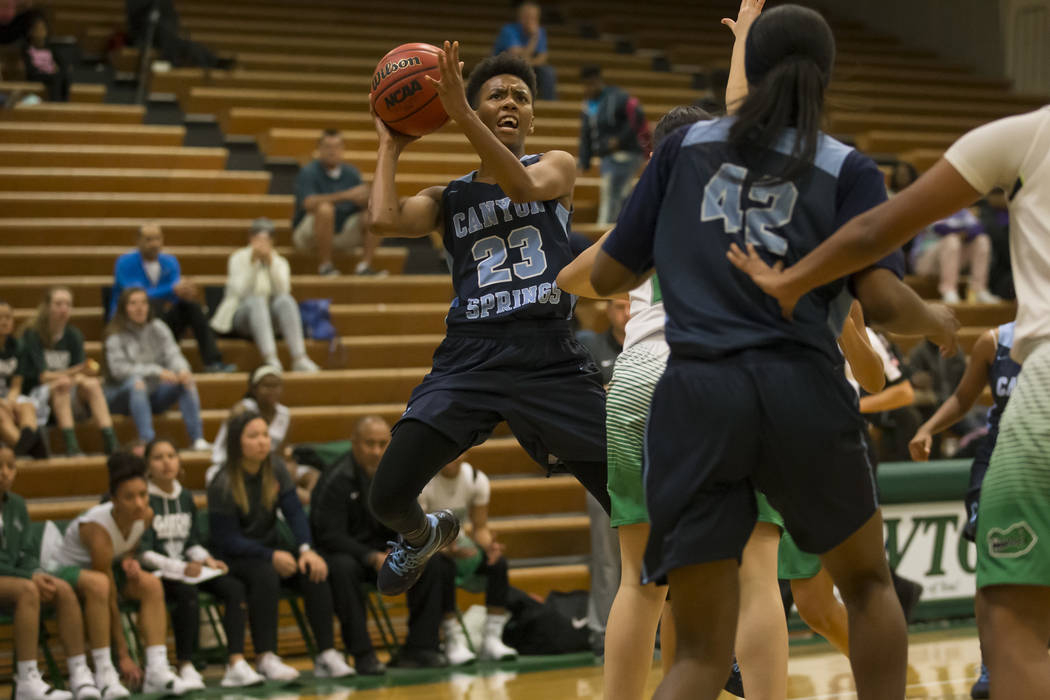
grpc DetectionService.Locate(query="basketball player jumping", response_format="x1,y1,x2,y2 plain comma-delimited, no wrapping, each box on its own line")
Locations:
367,43,609,595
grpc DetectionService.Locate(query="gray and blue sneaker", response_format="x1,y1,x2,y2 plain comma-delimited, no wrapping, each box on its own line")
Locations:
378,509,460,595
970,663,989,699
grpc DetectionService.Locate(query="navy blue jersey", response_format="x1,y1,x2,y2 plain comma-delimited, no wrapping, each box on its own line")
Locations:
986,322,1021,436
603,118,905,362
441,154,578,331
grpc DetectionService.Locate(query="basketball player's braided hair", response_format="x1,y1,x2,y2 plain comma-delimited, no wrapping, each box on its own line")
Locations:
466,53,537,109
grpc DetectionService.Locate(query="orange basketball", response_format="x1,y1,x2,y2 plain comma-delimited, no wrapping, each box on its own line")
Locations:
371,43,449,137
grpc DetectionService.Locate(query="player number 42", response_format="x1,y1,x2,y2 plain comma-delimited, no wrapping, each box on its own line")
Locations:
701,163,798,256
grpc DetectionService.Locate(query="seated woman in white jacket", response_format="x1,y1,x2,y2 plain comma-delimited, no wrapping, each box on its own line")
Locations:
208,218,320,373
103,287,208,451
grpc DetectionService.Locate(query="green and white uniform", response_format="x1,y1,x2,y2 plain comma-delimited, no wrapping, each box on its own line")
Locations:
607,276,669,527
944,107,1050,589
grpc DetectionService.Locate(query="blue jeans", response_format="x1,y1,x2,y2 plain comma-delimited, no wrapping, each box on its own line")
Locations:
105,377,203,442
598,152,644,224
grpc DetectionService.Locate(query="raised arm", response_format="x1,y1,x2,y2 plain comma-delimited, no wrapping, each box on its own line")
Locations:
722,0,765,114
909,328,997,461
367,113,443,238
428,41,576,203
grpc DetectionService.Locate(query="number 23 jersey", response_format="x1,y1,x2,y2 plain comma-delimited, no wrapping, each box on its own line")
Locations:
441,154,577,330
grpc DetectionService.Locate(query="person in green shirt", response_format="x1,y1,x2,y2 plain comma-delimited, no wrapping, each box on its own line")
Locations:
18,287,117,456
0,445,105,700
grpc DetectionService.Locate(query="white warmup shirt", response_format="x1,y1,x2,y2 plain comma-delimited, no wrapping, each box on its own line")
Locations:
944,106,1050,362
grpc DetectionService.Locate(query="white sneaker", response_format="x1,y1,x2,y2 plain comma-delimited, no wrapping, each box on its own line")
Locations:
975,289,1002,304
442,619,477,666
262,355,284,371
93,669,129,700
220,659,265,688
256,653,300,682
177,663,206,691
142,666,189,696
15,668,73,700
941,289,961,304
479,614,518,661
313,649,355,679
291,356,320,373
69,668,101,700
190,438,211,452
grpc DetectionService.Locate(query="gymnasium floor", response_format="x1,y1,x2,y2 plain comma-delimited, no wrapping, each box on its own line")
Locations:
196,626,983,699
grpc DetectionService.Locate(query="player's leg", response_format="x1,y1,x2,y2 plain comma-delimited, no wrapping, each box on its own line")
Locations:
735,520,788,700
819,512,906,699
973,344,1050,700
791,568,850,655
604,522,669,700
654,560,739,700
976,585,1050,700
755,352,906,699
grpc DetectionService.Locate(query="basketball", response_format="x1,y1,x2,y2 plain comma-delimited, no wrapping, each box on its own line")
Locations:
371,43,449,137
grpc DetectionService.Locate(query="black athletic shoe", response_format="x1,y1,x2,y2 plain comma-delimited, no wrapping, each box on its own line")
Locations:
389,648,448,669
354,652,387,676
378,509,460,595
970,663,989,698
892,571,924,623
724,656,744,697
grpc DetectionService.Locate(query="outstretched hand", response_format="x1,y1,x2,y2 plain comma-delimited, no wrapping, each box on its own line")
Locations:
726,242,800,318
722,0,766,37
425,41,471,121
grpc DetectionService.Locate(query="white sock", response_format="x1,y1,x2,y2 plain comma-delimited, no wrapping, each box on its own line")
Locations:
67,654,89,678
17,659,39,681
91,648,115,676
145,645,169,673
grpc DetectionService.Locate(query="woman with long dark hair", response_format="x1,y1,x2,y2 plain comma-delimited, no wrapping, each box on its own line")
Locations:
591,5,957,698
206,411,353,681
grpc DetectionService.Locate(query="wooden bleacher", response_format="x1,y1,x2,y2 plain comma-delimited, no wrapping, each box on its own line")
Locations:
0,0,1032,672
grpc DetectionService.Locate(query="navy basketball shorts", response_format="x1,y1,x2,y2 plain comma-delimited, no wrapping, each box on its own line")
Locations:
641,346,878,585
963,437,995,542
397,321,607,470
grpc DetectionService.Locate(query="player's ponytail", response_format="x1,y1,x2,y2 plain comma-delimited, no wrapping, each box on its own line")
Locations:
728,4,835,183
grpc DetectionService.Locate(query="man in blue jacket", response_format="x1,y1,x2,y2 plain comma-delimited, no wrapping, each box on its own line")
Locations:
110,222,234,373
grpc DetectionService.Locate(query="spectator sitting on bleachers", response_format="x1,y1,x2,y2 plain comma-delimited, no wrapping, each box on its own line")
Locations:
110,222,235,374
888,160,918,196
292,129,375,277
310,416,449,672
209,218,320,373
125,0,226,69
138,438,265,690
860,331,921,463
103,287,209,452
910,208,1000,304
206,365,315,502
492,1,556,100
421,460,519,662
206,411,354,682
0,0,39,47
577,65,650,224
0,444,101,700
18,287,118,457
0,301,45,459
21,14,69,102
43,452,190,697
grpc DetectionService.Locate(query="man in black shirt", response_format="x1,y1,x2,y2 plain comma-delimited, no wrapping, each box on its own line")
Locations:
310,416,454,671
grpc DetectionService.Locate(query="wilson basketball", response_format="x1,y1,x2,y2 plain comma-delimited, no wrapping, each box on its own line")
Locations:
371,43,449,137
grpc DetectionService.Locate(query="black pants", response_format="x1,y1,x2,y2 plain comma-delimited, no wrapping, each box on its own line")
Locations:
227,556,335,654
473,554,510,608
157,299,223,366
326,550,453,654
370,420,608,536
164,574,247,661
32,69,70,102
